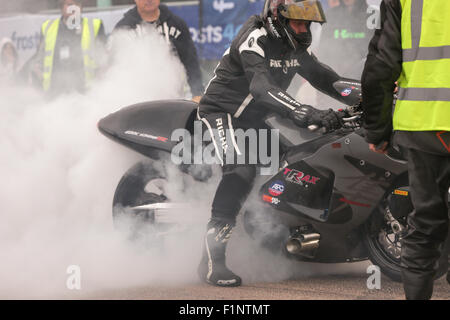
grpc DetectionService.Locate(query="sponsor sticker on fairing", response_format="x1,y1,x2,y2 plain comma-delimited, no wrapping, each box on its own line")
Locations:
341,87,353,97
124,130,168,142
262,194,280,205
268,180,285,196
283,168,320,185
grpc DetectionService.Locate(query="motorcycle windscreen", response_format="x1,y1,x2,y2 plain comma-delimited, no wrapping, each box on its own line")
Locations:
98,99,197,157
265,114,322,148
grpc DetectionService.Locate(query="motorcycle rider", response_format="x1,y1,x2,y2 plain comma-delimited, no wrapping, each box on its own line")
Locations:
197,0,356,287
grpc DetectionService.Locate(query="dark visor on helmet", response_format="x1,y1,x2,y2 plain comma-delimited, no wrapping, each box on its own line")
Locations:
278,0,326,24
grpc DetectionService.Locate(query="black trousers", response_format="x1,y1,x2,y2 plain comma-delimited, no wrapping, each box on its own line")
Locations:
400,147,450,299
197,108,272,224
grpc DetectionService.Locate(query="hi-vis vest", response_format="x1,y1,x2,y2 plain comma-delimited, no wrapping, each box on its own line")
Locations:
394,0,450,131
41,17,102,92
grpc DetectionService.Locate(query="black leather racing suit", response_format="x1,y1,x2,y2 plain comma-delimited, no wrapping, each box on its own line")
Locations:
198,15,349,224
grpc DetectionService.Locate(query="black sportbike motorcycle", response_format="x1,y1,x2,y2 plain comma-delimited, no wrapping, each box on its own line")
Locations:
98,81,449,282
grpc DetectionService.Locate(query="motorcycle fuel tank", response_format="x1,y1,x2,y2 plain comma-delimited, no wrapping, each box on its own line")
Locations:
98,99,197,158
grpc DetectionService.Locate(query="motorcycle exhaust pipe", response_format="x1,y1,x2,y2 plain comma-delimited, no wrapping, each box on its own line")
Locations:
286,233,320,256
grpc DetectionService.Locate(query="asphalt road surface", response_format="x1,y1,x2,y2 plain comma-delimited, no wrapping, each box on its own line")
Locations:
74,223,449,300
55,222,450,301
79,263,449,300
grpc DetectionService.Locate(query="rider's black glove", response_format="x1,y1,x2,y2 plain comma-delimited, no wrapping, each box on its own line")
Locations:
288,104,316,128
289,105,345,132
309,108,346,132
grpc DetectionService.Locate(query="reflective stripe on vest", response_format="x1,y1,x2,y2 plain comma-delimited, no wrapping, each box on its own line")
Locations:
42,19,59,91
394,0,450,131
82,18,102,84
42,18,102,91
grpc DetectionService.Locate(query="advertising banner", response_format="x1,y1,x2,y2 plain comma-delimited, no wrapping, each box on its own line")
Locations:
0,4,198,68
0,0,373,65
199,0,265,60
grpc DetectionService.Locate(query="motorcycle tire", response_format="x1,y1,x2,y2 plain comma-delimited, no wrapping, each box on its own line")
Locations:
363,205,448,283
112,160,167,242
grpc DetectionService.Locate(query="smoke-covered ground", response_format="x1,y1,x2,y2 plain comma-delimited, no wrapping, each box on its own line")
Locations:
0,26,373,300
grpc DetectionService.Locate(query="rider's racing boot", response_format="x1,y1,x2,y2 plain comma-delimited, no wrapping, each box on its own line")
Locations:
198,219,241,287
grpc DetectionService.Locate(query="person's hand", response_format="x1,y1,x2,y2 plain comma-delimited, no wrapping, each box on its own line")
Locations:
289,106,344,132
308,108,344,133
369,142,389,154
192,95,202,103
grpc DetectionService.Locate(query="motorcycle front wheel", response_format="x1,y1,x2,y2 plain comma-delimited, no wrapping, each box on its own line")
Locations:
363,203,447,282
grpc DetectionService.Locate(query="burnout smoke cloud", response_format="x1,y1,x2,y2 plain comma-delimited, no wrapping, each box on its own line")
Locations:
0,28,201,298
0,23,369,299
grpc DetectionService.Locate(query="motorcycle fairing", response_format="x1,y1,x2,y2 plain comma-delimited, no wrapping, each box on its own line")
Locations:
305,133,406,226
333,79,362,106
260,132,407,226
98,100,197,158
260,160,335,222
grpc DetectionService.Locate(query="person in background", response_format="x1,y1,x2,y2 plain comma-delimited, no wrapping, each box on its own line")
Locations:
325,0,340,8
0,38,19,84
32,0,106,96
113,0,204,103
318,0,373,79
361,0,449,299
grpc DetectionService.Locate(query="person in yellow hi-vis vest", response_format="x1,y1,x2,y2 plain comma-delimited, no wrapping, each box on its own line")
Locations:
34,0,106,96
361,0,449,299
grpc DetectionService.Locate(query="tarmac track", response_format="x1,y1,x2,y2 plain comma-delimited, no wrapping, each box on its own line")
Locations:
67,223,450,301
80,264,449,300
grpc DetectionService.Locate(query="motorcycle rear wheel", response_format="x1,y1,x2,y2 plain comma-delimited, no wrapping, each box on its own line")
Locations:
112,160,168,243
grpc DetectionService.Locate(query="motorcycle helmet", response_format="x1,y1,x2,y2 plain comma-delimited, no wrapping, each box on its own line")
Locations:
262,0,326,51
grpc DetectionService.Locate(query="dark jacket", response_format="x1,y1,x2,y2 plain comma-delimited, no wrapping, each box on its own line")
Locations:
114,5,204,97
361,0,449,155
200,15,350,121
361,0,402,145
